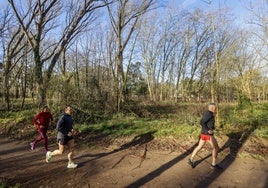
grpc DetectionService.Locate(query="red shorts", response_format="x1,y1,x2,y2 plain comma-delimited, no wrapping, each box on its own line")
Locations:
200,134,211,141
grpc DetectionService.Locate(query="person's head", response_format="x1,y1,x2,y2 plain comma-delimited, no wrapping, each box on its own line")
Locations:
208,102,216,113
42,105,49,112
64,105,72,115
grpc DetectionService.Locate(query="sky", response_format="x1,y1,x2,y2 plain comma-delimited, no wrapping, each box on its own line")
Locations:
168,0,247,13
162,0,251,25
0,0,257,32
0,0,251,23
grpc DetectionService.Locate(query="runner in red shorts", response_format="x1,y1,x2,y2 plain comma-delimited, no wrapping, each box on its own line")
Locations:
188,103,222,170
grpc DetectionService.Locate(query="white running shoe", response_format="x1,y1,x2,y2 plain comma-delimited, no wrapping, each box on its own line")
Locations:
46,151,52,163
67,162,78,169
30,142,35,150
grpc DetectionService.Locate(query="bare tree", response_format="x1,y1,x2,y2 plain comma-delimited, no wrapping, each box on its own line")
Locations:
8,0,110,106
105,0,156,111
138,16,159,101
0,5,29,110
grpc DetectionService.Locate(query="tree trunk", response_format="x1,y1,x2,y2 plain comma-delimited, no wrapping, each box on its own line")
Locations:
3,58,11,110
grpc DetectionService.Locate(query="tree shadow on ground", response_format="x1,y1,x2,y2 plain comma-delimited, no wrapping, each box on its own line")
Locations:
76,131,157,167
126,124,257,188
117,131,156,150
0,137,31,155
125,142,199,188
265,176,268,188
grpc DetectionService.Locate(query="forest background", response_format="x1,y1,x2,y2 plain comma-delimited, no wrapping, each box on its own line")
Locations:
0,0,267,154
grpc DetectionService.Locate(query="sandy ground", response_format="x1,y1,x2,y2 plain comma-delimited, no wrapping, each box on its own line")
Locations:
0,136,267,188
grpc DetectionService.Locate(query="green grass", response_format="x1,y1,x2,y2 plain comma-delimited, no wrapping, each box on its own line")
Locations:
0,110,34,123
74,114,201,140
253,126,268,138
73,102,268,142
1,102,268,141
0,179,20,188
0,110,35,136
238,152,266,161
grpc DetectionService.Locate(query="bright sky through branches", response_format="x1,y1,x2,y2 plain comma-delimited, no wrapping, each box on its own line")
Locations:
0,0,251,25
163,0,251,25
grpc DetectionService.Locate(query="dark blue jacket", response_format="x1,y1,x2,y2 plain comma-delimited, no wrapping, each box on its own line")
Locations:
56,113,73,138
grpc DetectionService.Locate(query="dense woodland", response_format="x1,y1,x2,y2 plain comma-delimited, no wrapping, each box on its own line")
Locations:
0,0,268,114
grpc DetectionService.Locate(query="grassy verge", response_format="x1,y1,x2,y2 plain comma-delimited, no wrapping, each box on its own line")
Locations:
1,102,267,142
74,115,200,140
0,179,19,188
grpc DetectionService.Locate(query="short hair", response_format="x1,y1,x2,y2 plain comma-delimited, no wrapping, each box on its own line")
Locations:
209,102,216,106
42,105,48,110
64,105,72,111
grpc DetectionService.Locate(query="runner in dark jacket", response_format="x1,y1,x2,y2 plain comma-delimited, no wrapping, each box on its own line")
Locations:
200,110,215,135
56,112,74,144
45,106,78,168
188,103,222,170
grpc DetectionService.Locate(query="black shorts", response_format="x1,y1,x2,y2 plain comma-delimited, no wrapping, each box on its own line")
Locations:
57,135,74,145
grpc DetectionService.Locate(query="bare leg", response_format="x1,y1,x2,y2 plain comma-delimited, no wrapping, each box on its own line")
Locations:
191,138,206,161
207,136,219,165
67,139,74,163
51,143,65,156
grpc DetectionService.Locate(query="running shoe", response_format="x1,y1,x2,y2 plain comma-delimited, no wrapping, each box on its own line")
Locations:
67,162,78,169
188,158,195,168
46,151,52,163
210,164,223,170
30,142,35,150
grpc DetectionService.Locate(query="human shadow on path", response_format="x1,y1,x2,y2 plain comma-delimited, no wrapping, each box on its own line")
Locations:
76,131,156,166
194,125,257,188
126,124,257,188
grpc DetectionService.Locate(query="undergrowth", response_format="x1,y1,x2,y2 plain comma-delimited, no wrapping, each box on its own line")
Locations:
1,102,267,141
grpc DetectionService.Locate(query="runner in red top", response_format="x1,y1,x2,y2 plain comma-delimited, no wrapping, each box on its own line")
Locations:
30,106,53,152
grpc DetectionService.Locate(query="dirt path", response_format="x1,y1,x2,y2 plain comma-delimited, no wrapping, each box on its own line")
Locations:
0,136,267,188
